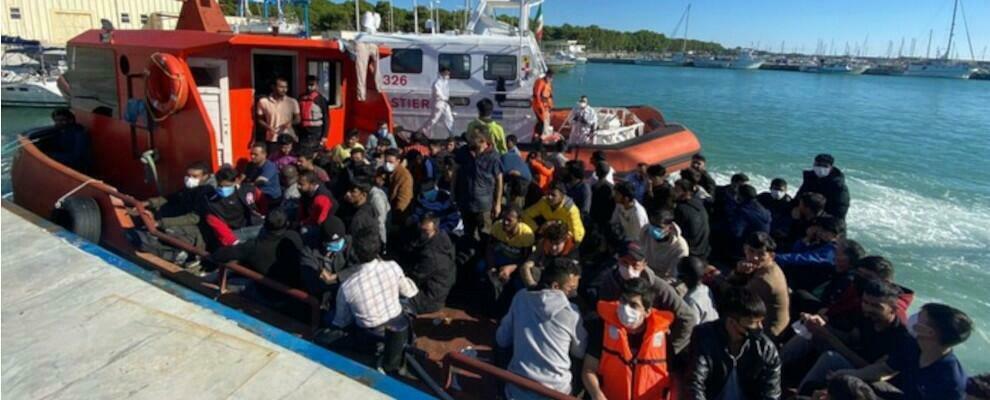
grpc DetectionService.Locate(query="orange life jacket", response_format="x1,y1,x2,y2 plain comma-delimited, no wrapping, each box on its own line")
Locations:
597,300,675,400
532,77,553,118
299,91,325,128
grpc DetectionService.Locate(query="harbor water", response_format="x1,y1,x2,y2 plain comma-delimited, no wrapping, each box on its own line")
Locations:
2,64,989,372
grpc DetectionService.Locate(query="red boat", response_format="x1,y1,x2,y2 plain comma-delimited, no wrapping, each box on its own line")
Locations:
9,1,697,399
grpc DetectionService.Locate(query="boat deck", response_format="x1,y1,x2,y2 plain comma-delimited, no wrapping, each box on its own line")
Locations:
0,203,430,400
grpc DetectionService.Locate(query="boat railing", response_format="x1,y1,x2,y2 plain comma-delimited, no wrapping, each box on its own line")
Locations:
124,196,323,333
16,133,322,335
442,351,578,400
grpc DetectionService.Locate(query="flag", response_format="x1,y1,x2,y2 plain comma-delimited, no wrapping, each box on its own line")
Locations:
534,4,544,41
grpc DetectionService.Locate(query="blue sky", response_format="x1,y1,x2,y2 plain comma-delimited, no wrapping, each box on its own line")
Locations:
426,0,990,60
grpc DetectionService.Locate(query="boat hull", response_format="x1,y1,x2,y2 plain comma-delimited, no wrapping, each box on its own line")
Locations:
1,80,66,107
903,64,976,79
519,105,701,174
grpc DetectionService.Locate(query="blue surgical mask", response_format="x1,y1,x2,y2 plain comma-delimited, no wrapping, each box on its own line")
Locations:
217,186,235,198
378,128,389,137
325,239,345,253
649,225,668,241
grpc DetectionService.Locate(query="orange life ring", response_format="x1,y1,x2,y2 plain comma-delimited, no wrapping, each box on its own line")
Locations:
145,52,189,121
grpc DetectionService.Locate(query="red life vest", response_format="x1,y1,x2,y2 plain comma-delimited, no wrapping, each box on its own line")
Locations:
597,300,675,400
299,91,325,128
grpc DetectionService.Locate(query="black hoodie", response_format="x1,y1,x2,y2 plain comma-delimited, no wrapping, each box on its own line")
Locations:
405,231,456,314
675,197,711,259
796,167,850,221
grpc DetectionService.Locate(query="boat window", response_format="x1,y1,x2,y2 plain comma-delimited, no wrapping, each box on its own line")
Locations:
484,55,517,81
64,46,119,117
438,54,471,79
307,60,342,108
140,14,149,25
190,67,220,87
390,49,423,74
121,13,130,24
10,7,21,19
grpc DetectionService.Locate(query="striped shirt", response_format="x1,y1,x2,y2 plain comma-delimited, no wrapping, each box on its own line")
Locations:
333,259,418,329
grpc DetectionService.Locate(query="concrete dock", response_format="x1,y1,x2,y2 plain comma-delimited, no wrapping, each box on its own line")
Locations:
0,204,432,399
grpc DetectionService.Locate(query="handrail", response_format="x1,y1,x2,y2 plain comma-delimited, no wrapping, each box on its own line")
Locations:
16,133,322,334
443,351,578,400
121,192,322,334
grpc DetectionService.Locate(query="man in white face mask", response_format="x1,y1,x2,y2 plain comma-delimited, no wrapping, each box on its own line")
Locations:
794,153,850,222
582,277,676,400
143,161,217,254
589,242,698,357
568,95,598,145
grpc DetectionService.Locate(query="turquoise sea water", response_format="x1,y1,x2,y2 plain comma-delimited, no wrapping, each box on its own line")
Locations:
2,64,989,371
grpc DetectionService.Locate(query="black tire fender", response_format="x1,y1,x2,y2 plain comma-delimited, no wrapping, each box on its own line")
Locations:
53,196,102,243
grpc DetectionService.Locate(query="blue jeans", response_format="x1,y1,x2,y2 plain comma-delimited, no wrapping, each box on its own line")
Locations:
800,350,855,393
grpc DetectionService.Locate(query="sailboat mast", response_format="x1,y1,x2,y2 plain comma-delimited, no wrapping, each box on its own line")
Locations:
926,29,933,58
945,0,958,59
681,4,690,54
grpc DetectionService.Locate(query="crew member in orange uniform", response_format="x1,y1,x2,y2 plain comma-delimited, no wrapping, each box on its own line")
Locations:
582,277,676,400
532,69,555,142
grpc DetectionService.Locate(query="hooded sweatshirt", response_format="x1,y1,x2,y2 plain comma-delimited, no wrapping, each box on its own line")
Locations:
496,289,587,397
639,222,690,279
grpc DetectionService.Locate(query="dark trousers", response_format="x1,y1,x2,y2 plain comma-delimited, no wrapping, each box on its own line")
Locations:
828,375,904,400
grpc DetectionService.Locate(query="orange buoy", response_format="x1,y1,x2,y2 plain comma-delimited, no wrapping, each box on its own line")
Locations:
145,53,189,121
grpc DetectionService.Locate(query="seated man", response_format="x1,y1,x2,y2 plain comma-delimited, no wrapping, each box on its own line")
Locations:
781,192,830,251
403,212,456,315
785,279,916,395
611,182,651,244
642,164,674,215
144,161,215,251
823,256,915,331
295,150,330,183
776,215,840,291
366,120,398,150
483,207,535,314
757,178,793,241
519,221,578,290
342,181,381,246
204,167,263,247
790,238,866,317
210,209,304,303
496,258,586,399
587,242,697,357
686,286,782,400
582,278,676,400
245,142,283,211
725,184,772,258
330,129,365,167
523,183,586,244
45,108,90,171
327,233,418,373
408,180,462,237
713,232,790,338
269,134,298,169
639,209,689,280
677,256,720,324
297,171,336,238
299,216,352,307
825,303,971,400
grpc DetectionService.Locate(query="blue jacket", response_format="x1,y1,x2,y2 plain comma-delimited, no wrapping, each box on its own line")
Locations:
728,201,772,243
775,241,836,271
409,189,463,235
501,150,533,182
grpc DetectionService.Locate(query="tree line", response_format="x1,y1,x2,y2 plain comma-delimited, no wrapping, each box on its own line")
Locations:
218,0,724,54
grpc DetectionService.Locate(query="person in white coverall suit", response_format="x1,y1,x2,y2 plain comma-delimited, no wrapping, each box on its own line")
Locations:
421,67,454,138
568,95,598,145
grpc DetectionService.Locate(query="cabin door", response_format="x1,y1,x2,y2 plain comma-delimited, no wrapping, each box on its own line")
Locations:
188,58,232,166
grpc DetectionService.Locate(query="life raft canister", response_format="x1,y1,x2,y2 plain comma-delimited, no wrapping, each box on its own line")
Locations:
145,52,189,121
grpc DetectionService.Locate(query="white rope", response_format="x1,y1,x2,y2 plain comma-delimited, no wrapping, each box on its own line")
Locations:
55,178,101,208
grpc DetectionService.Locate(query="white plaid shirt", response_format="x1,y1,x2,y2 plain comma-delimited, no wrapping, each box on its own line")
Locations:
333,259,418,329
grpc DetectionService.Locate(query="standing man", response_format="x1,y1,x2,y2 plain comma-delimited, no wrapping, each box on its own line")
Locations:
454,131,504,246
421,66,454,138
532,69,554,143
568,95,597,145
256,77,300,148
298,75,329,153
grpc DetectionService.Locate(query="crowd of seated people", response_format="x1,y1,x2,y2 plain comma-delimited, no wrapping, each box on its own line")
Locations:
139,94,981,399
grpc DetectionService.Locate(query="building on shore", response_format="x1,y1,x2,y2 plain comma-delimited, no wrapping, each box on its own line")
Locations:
2,0,183,45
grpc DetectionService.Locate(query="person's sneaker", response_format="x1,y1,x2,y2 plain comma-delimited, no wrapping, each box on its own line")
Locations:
183,257,202,273
197,269,220,283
